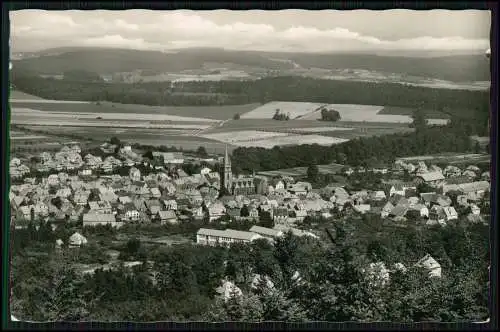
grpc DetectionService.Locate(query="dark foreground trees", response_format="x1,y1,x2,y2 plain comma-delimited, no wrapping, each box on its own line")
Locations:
10,219,489,322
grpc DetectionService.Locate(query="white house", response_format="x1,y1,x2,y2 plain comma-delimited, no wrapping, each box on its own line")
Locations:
443,206,458,221
208,202,226,221
216,280,243,302
249,225,283,240
157,210,178,224
69,232,88,248
196,228,262,246
415,254,442,278
129,167,141,182
83,213,122,228
389,184,405,197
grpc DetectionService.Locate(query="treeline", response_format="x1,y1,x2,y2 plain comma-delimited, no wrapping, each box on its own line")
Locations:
10,217,489,322
11,71,489,122
231,124,477,173
320,108,341,121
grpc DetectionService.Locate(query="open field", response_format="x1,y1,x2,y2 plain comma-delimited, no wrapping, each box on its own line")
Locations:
21,125,234,154
201,130,290,143
9,90,46,100
378,106,450,118
257,163,346,177
286,127,355,133
12,107,219,123
396,153,491,164
240,101,325,119
241,101,450,125
10,96,260,120
201,131,349,148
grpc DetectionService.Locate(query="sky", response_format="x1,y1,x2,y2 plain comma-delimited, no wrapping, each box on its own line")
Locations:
9,9,491,54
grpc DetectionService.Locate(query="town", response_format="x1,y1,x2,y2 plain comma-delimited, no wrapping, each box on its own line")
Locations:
10,137,490,265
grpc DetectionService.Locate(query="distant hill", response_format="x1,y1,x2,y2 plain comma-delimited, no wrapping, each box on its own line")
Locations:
11,46,490,82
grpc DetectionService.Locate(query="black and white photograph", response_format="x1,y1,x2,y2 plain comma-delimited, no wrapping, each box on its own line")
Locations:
8,8,492,323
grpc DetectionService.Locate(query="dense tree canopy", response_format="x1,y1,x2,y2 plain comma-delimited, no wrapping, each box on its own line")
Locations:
10,217,489,322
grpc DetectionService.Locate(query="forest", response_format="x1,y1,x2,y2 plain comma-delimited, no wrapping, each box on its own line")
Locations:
10,71,489,124
9,214,489,322
230,119,486,174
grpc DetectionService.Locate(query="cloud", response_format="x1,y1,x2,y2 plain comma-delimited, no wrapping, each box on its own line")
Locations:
9,10,490,53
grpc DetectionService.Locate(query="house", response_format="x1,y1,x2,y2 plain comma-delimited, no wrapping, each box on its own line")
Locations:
273,224,319,239
69,232,88,248
415,254,442,278
196,228,262,246
420,192,437,207
56,188,72,199
123,204,140,222
467,214,484,224
33,202,49,218
371,190,387,201
148,187,161,199
432,194,452,207
145,199,162,216
389,184,405,197
443,206,458,221
157,210,178,224
389,205,408,221
163,199,178,211
354,204,371,214
408,204,429,218
470,204,481,215
47,174,60,187
381,202,395,218
249,225,283,240
208,202,226,221
251,274,275,290
443,165,462,177
414,171,445,186
216,280,243,302
83,212,122,228
428,206,447,226
462,170,477,179
88,201,113,214
129,167,141,182
273,207,289,224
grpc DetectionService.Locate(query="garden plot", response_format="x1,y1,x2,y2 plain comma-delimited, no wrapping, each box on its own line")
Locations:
241,101,325,119
301,104,414,123
233,135,348,148
287,127,355,133
201,130,289,143
201,130,348,148
11,108,219,123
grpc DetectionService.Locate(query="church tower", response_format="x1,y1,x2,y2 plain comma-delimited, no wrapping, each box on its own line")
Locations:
222,144,233,194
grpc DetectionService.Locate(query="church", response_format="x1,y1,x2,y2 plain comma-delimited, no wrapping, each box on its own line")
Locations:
221,145,267,196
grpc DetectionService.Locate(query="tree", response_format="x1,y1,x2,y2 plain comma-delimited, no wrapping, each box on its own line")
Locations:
51,197,63,210
196,146,208,158
233,113,240,120
320,108,341,122
109,136,121,146
474,142,481,154
411,109,428,132
142,150,154,160
307,164,319,182
240,205,250,217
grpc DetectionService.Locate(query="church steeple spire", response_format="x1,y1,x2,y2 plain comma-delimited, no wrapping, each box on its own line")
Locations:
222,144,232,194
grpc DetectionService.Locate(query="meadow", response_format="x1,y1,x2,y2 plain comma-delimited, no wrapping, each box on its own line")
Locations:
10,96,260,121
240,101,325,119
257,163,346,177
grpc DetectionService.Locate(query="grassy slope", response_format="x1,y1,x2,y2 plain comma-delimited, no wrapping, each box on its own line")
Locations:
10,98,260,121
